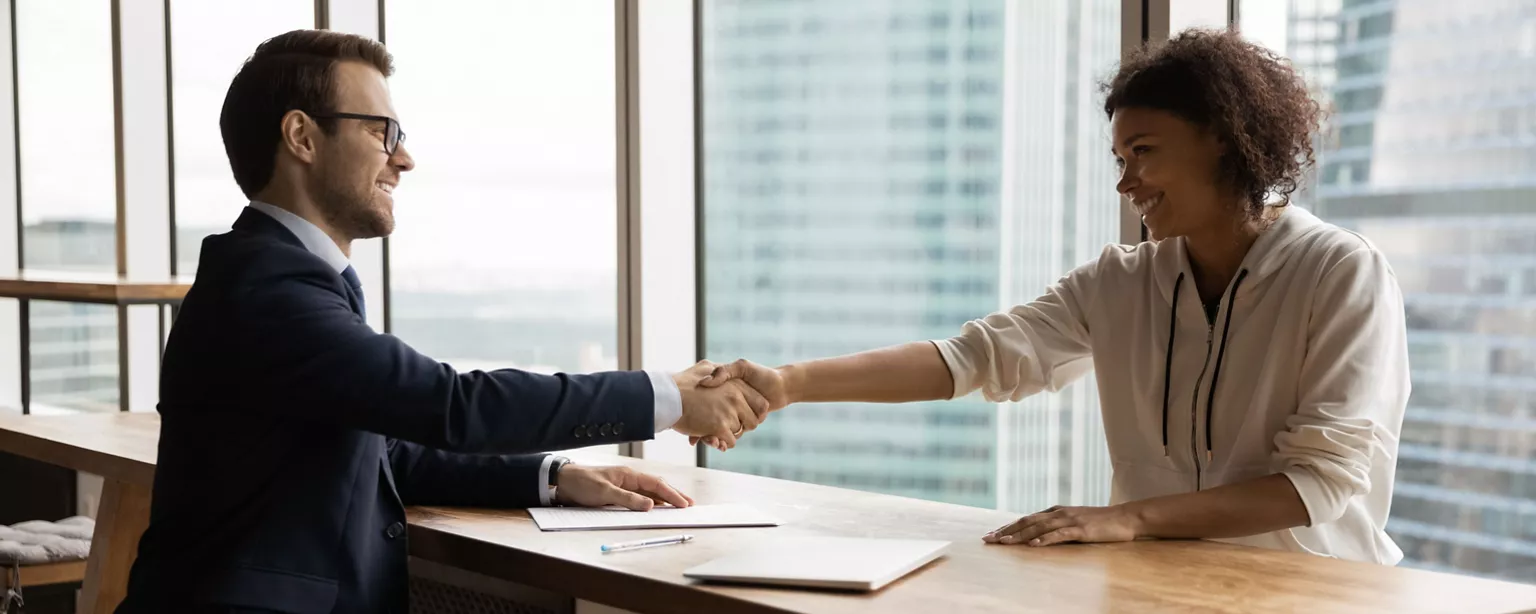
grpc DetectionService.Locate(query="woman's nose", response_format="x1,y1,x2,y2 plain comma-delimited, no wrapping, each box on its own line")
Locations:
1116,164,1138,195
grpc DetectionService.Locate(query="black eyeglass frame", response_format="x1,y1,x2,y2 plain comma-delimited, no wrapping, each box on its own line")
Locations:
303,111,406,155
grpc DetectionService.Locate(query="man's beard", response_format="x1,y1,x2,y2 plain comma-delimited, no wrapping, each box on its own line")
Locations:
312,171,393,240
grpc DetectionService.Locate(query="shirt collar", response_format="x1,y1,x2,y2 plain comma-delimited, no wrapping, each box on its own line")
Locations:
247,201,351,274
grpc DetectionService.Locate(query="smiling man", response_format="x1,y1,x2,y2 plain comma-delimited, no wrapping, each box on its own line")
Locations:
116,30,768,614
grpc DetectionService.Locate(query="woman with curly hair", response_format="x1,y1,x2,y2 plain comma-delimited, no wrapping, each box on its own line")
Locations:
703,28,1408,564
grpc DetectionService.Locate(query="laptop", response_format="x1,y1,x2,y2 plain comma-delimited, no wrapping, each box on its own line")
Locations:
682,537,951,592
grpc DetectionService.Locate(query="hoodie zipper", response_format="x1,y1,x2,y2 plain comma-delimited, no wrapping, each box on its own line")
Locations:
1189,321,1215,491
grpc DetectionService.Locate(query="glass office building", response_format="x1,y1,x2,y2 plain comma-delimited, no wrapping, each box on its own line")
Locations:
701,0,1121,511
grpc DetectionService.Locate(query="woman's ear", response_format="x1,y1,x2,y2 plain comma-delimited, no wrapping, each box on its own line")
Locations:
1204,127,1229,157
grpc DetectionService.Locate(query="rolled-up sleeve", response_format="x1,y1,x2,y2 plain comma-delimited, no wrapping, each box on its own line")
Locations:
1273,248,1409,526
933,262,1097,402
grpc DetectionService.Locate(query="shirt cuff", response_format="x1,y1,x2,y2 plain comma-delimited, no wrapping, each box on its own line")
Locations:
537,454,559,507
647,369,683,432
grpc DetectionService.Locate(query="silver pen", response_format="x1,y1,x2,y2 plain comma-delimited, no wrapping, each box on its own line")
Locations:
600,534,695,553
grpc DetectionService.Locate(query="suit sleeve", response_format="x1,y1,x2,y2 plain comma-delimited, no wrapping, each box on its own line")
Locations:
231,266,653,454
386,440,547,508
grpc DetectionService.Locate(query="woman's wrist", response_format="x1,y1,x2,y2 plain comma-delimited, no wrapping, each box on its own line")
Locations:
1119,501,1152,539
777,363,806,405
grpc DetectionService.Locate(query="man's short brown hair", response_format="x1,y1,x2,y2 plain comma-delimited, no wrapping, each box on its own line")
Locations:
220,29,394,198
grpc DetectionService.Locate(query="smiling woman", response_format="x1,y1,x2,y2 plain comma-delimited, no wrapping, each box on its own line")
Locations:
705,27,1412,566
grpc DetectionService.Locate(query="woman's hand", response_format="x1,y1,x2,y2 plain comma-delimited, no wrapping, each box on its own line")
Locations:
983,504,1142,547
692,359,793,448
701,359,794,411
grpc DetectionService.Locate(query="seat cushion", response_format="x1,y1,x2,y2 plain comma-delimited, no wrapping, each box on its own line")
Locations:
0,516,93,565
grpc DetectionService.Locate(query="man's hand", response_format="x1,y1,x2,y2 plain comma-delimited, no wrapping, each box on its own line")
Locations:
553,464,694,511
701,359,792,410
692,359,792,448
982,504,1141,547
671,361,770,451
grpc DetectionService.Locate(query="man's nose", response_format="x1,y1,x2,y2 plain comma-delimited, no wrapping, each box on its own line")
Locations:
391,143,415,172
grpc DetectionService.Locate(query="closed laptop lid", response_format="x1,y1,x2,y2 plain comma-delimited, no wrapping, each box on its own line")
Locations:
682,537,951,592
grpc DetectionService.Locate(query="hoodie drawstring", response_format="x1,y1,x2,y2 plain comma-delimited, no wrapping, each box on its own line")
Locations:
1203,268,1249,461
1161,273,1184,456
1161,268,1249,462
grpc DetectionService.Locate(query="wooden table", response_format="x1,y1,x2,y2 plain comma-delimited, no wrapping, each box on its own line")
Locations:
5,412,1536,614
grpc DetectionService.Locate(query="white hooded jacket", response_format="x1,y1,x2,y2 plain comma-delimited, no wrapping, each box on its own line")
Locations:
934,206,1408,564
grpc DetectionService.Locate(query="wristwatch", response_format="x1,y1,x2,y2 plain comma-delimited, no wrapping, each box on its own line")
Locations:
547,456,571,505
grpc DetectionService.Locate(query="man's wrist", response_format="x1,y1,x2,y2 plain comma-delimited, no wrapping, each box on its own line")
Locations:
649,370,684,432
548,457,571,505
549,457,571,485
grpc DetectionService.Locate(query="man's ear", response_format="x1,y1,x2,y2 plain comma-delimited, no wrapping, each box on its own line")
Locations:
279,110,319,164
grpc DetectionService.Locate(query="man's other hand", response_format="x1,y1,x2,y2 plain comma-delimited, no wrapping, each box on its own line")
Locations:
553,464,694,511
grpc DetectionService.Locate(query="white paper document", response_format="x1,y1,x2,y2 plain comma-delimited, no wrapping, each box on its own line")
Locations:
528,503,782,532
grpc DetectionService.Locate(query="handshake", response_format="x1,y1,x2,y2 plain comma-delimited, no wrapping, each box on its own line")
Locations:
669,360,791,451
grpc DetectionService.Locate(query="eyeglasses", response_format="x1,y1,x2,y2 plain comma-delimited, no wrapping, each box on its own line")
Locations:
305,111,406,156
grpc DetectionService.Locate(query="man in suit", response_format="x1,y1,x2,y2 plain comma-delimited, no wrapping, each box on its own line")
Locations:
116,30,768,614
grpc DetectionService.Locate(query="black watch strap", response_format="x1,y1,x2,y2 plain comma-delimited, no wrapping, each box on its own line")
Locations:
548,456,571,486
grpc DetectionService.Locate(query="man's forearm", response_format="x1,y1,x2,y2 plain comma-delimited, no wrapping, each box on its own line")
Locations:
1126,473,1310,540
781,342,954,404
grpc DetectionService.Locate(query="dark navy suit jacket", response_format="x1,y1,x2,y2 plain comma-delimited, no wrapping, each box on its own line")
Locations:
116,208,654,613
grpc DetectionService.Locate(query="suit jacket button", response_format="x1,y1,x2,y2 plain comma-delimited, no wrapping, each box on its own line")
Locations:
385,522,405,540
614,422,625,435
573,426,586,438
599,423,612,436
585,425,597,437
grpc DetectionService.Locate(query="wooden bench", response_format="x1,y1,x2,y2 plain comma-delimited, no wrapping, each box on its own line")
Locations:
3,559,88,613
3,559,88,590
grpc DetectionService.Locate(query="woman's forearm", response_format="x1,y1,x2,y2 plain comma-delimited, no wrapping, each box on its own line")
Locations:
780,342,954,404
1127,473,1310,539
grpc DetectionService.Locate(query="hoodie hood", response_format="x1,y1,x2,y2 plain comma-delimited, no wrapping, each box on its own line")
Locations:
1154,205,1330,305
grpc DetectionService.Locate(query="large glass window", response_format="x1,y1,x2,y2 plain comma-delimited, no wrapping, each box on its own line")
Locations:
1243,0,1536,583
701,0,1122,511
170,0,313,274
384,2,618,375
17,0,119,412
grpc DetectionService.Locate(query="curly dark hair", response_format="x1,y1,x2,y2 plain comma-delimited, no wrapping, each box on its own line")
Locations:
1103,28,1322,218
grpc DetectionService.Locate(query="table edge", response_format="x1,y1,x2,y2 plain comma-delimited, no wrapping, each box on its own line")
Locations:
0,426,156,486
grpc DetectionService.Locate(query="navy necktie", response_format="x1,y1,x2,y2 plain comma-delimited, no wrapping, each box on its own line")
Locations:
341,265,366,320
